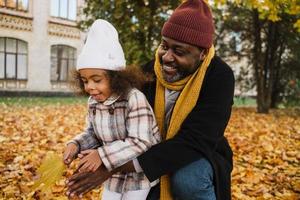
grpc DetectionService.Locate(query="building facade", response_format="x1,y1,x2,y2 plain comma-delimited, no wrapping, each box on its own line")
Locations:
0,0,85,94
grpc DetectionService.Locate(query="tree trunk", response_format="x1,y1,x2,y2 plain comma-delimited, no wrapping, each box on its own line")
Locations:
252,10,269,113
252,10,281,113
271,42,284,108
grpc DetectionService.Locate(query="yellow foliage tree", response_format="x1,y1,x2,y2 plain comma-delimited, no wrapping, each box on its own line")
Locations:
213,0,300,113
213,0,300,31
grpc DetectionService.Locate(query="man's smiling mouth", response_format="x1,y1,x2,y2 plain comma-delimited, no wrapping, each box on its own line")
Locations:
162,65,177,75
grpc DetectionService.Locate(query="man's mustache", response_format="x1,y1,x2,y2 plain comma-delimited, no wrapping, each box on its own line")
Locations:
159,57,177,69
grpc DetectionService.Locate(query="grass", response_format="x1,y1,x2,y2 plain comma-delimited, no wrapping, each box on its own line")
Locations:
0,96,258,107
4,96,298,108
233,96,256,107
0,97,88,106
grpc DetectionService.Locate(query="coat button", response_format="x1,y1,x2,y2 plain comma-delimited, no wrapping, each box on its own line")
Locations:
109,107,114,115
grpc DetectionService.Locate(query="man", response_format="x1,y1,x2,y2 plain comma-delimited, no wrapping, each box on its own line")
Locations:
67,0,234,199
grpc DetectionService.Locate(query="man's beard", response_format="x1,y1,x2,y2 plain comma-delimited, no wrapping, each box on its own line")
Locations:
161,65,184,83
160,60,202,83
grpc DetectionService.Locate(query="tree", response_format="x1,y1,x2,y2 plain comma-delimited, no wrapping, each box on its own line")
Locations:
79,0,179,65
213,0,300,113
79,0,299,113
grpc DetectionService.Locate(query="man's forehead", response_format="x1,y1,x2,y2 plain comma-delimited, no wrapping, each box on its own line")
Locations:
161,36,197,49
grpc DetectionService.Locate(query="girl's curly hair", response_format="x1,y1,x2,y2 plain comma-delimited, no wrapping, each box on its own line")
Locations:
70,65,146,97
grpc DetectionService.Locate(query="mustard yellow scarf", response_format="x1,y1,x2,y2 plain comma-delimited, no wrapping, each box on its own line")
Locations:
154,45,215,200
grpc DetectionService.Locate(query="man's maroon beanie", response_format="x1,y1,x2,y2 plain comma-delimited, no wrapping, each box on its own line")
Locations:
162,0,214,48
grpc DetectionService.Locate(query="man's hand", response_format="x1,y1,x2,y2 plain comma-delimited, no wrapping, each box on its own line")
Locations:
77,149,102,172
66,165,113,198
66,160,136,198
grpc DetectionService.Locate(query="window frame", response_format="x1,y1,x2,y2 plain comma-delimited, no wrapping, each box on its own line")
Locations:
50,0,77,21
0,37,28,80
0,0,29,12
50,44,76,82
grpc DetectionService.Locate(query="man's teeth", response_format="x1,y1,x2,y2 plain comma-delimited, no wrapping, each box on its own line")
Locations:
163,65,175,70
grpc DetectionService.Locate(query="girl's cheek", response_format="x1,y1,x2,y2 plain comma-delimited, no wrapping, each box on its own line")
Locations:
84,85,89,93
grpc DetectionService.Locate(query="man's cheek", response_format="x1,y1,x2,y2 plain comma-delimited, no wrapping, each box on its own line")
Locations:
158,55,164,65
157,49,166,63
180,64,199,76
177,67,189,76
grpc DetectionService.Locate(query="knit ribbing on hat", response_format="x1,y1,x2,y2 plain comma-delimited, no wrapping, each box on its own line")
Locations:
162,0,214,48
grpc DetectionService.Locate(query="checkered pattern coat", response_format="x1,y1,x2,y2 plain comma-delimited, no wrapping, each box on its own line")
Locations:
70,88,161,193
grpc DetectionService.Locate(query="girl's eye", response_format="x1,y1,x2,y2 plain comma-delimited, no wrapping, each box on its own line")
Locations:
94,79,101,83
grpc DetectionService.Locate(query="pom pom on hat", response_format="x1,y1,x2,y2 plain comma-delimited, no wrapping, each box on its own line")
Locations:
77,19,126,71
162,0,214,48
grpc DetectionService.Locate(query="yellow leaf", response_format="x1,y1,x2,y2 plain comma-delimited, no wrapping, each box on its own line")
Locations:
32,152,66,193
293,19,300,32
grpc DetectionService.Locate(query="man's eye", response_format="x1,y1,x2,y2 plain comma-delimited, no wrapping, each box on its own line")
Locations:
160,44,168,50
174,50,185,56
82,80,88,84
175,51,184,56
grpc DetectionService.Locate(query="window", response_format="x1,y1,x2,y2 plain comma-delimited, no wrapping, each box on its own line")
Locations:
51,45,76,82
0,38,28,80
51,0,77,21
0,0,29,11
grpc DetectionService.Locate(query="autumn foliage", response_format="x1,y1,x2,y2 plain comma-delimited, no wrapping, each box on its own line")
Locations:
0,103,299,199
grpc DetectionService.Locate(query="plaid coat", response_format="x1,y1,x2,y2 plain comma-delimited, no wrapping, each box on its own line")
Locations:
70,88,161,193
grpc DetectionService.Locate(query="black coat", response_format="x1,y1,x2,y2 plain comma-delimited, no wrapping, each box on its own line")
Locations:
137,56,235,200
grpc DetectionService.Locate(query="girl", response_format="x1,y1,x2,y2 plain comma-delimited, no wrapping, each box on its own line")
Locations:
63,19,161,200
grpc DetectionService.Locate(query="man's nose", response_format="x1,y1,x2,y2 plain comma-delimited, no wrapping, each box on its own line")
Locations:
162,49,174,63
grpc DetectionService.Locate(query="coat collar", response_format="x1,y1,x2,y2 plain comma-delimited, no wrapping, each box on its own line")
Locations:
88,94,121,106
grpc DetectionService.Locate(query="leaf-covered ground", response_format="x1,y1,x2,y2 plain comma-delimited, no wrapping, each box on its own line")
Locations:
0,103,299,199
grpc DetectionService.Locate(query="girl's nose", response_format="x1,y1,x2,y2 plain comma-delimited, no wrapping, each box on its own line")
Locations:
86,81,96,90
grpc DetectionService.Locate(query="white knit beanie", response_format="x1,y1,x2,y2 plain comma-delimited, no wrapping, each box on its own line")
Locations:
76,19,126,71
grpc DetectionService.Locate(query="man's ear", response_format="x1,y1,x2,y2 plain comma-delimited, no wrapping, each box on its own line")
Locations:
199,49,209,61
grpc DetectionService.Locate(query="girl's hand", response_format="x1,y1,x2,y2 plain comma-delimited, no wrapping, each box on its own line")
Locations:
77,150,102,173
63,143,79,165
